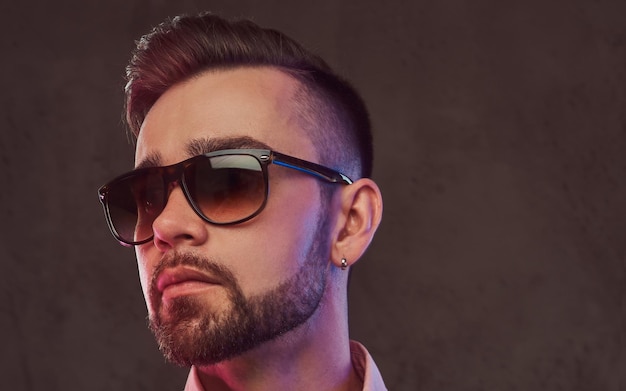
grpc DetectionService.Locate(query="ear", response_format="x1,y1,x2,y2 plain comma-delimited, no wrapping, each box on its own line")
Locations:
330,178,383,269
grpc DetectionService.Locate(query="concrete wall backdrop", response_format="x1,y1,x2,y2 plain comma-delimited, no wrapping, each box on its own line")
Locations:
1,1,624,390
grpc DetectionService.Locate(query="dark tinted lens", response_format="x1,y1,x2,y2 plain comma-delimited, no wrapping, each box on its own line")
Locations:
106,170,165,243
184,155,265,223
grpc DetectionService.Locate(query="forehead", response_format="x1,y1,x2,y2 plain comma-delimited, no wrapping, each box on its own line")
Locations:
135,67,316,167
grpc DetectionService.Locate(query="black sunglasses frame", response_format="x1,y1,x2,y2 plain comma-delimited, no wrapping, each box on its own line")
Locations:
98,149,353,246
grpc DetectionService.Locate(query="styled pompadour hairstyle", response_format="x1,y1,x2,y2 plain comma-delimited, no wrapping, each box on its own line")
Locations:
125,12,373,178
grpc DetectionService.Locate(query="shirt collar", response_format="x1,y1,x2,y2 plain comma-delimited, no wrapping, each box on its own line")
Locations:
183,340,387,390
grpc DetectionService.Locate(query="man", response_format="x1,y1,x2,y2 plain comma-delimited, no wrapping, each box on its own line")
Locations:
98,12,385,390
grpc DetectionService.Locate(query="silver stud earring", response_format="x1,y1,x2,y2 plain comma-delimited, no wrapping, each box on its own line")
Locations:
341,258,348,270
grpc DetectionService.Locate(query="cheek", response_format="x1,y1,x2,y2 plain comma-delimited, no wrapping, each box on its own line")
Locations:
227,183,324,294
134,247,154,306
272,182,323,254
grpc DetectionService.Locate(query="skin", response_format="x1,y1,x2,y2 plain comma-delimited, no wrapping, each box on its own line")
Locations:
133,66,383,390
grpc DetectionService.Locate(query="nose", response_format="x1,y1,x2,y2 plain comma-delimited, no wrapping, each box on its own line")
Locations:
151,185,208,251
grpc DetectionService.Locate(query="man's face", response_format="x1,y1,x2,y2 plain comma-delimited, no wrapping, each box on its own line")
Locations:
133,67,334,365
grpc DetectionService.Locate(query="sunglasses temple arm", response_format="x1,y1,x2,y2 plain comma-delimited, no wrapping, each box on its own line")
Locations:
271,153,353,184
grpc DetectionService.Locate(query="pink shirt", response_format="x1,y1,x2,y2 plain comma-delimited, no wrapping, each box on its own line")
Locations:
183,340,387,390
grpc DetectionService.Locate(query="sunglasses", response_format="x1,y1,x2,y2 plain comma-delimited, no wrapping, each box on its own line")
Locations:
98,148,353,246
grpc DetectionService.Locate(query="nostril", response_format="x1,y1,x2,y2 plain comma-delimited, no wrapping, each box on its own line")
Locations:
154,236,172,252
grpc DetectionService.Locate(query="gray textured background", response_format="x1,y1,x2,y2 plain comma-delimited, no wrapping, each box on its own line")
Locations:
2,1,625,390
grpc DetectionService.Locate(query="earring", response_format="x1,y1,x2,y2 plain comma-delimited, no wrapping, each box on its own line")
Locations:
340,258,348,270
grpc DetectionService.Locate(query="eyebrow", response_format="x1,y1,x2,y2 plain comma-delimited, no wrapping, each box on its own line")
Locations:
134,136,272,170
135,152,162,170
186,136,272,156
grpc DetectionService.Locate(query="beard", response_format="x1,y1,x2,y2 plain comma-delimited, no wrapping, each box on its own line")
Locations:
147,216,331,367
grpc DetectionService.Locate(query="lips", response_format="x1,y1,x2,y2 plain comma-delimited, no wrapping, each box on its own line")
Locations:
156,267,221,297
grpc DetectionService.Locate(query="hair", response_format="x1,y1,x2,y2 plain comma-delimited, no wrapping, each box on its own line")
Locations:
125,12,372,179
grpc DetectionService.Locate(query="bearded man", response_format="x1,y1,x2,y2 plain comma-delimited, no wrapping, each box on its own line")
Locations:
98,12,385,390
